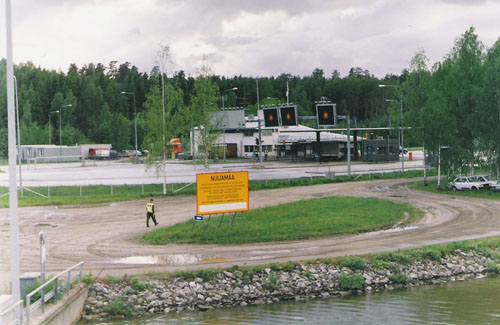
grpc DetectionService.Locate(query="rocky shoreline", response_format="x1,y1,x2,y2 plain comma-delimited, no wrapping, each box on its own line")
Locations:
82,249,500,320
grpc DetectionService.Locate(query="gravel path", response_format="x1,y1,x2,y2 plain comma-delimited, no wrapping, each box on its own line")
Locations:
1,178,499,292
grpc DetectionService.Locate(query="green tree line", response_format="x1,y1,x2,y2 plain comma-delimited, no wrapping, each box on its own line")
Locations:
1,26,498,178
0,60,397,156
402,27,500,178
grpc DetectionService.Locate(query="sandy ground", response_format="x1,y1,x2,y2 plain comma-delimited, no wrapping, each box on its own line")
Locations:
1,177,499,293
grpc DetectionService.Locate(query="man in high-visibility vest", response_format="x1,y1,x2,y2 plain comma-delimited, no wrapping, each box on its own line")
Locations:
146,198,158,227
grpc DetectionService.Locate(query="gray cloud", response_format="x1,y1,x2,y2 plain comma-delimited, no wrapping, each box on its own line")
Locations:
2,0,500,78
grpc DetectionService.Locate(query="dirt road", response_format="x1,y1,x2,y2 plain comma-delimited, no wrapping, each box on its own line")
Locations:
1,178,499,292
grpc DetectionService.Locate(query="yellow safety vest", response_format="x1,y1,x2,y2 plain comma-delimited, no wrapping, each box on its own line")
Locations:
146,202,154,213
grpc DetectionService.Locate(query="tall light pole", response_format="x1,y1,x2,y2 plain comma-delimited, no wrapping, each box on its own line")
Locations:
59,104,72,162
121,91,138,153
5,0,20,302
222,87,237,161
379,84,404,173
13,75,23,197
49,110,59,144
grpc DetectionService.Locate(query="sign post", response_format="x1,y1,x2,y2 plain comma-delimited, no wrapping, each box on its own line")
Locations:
196,171,249,229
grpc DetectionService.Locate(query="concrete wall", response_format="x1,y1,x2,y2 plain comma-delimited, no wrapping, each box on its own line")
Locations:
32,285,88,325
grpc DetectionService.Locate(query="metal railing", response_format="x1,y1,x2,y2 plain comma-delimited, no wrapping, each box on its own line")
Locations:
25,262,84,325
0,299,23,325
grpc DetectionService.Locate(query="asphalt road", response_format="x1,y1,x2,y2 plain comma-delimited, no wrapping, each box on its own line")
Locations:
0,152,424,186
1,176,499,294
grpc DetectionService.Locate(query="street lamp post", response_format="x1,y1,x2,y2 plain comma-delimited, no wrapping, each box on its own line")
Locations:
222,87,237,161
5,0,21,302
49,110,59,145
13,75,23,197
59,104,72,162
379,84,404,173
121,91,138,153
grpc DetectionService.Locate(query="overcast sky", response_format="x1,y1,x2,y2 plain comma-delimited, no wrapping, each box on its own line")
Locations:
1,0,500,78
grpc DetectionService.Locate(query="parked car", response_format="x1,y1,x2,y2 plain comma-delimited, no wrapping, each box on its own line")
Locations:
491,181,500,192
469,175,497,189
118,150,143,158
448,177,484,191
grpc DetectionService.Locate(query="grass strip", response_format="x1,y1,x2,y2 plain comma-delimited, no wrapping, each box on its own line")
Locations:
142,197,423,245
0,169,437,208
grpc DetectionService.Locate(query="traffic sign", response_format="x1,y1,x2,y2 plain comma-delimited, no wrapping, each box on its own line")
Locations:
196,171,250,215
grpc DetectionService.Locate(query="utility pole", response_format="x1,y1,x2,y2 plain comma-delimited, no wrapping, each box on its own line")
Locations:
347,115,351,178
256,79,263,167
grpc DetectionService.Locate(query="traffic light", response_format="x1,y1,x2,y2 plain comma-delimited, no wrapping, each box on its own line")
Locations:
316,104,336,126
263,108,279,127
279,106,297,126
255,138,259,145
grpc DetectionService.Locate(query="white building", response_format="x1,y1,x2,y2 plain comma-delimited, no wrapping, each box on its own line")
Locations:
191,110,358,160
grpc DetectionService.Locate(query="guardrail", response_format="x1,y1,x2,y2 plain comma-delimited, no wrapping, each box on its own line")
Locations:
27,156,84,169
25,262,84,325
0,299,23,325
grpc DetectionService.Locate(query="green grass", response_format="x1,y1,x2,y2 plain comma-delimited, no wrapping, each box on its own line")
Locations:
142,197,423,245
412,180,500,201
0,168,438,208
0,184,188,208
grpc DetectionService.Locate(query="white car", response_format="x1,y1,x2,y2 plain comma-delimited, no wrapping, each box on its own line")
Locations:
448,177,484,191
491,181,500,192
469,175,497,189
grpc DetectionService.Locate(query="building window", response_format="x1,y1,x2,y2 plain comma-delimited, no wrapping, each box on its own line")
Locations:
262,130,272,136
244,145,255,153
243,130,254,137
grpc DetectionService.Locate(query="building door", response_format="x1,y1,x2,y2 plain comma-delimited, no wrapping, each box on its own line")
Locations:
227,144,238,158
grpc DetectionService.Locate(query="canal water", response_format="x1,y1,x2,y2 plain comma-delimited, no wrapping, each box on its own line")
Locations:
81,275,500,324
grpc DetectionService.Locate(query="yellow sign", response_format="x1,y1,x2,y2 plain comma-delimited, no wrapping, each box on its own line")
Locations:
197,171,249,215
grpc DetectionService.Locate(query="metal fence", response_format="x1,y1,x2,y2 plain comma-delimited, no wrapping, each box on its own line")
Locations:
0,299,23,325
25,262,84,325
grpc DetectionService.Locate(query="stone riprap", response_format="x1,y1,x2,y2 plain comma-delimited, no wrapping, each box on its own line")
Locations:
82,250,499,320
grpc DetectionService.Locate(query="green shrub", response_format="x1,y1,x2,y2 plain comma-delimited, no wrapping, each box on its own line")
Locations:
103,296,132,317
338,274,365,291
316,258,334,265
262,272,281,291
82,273,96,285
129,277,147,291
486,261,500,273
371,261,400,274
421,249,443,262
339,257,366,271
389,272,410,284
376,252,413,265
282,262,297,272
194,269,220,281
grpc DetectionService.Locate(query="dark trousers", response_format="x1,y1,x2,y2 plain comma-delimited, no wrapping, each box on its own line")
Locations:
146,212,157,227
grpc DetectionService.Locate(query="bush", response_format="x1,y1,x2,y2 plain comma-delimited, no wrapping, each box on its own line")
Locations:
129,277,147,291
389,272,410,284
376,252,412,265
338,274,365,291
339,257,366,271
486,261,500,273
82,273,96,285
421,249,443,262
103,296,132,317
282,262,297,272
371,261,400,274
